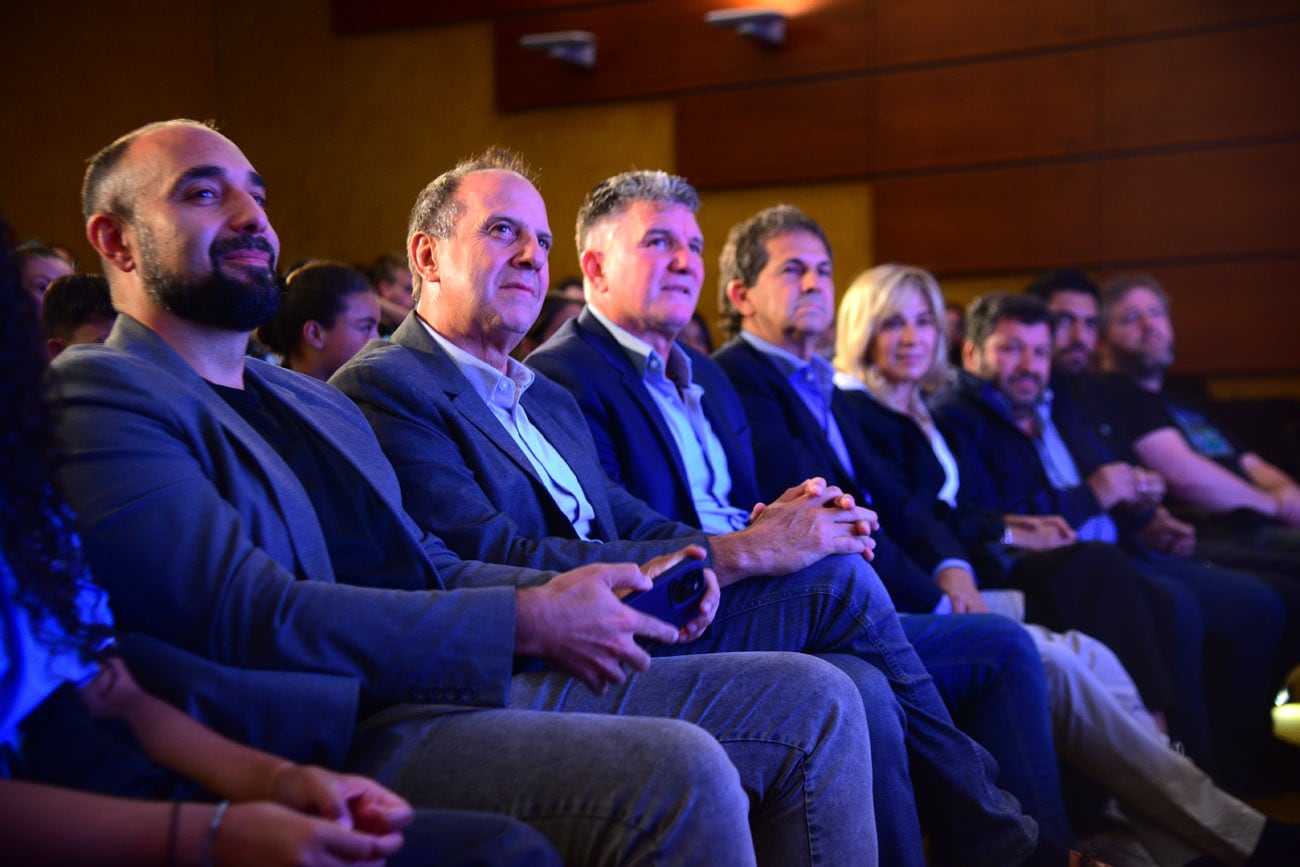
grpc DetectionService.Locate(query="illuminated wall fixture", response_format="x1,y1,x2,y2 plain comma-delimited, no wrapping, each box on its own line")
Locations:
519,30,597,68
704,8,786,46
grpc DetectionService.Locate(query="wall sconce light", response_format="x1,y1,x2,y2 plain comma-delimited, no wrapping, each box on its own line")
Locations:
519,30,597,68
704,8,786,46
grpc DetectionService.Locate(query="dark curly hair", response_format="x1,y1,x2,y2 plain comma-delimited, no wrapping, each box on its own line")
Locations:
1,215,112,663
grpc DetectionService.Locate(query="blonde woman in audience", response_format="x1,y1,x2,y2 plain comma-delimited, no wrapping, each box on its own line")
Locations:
833,263,1298,867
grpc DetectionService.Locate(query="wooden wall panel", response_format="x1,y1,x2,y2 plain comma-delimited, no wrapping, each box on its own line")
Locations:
1101,0,1300,39
1141,258,1300,374
676,78,872,188
872,0,1101,67
1102,23,1300,149
1101,142,1300,262
874,142,1300,275
331,0,604,34
494,1,872,111
871,50,1100,172
872,162,1101,272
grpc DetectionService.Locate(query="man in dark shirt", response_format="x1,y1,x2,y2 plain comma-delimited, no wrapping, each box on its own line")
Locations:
1095,273,1300,576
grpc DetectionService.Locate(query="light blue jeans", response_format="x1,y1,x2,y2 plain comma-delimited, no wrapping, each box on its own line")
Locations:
349,650,876,867
653,554,1040,867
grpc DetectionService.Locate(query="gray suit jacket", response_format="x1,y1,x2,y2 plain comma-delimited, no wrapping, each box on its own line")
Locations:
331,314,706,582
51,316,519,762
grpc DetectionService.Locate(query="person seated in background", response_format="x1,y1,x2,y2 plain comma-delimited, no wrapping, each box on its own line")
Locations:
367,253,414,336
334,157,1040,867
54,118,886,866
42,273,116,359
679,309,715,354
0,213,561,867
931,291,1289,792
831,262,1299,867
255,261,380,381
511,280,584,359
944,300,966,367
1094,273,1300,578
16,239,74,307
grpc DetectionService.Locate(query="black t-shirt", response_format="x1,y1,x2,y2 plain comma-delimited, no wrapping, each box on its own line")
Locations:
1154,389,1245,476
1054,372,1170,463
210,377,428,589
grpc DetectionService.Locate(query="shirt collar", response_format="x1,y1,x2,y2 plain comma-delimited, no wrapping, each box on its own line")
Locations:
588,304,695,387
741,329,836,398
420,317,535,410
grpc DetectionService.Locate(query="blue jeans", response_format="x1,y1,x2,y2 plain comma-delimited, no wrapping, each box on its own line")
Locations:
903,613,1073,865
350,651,875,867
653,554,1039,867
1137,552,1287,789
391,809,563,867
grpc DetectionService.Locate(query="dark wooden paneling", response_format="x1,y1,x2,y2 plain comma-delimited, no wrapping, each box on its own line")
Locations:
1102,0,1300,39
675,78,873,188
1101,142,1300,262
873,161,1101,272
1140,258,1300,374
1102,23,1300,149
872,0,1101,67
875,142,1300,276
494,1,872,111
871,51,1101,172
331,0,605,34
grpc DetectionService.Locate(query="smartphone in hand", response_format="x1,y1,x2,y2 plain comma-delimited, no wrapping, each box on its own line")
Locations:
623,559,707,628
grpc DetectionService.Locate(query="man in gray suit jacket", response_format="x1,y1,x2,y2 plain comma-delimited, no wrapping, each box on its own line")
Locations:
51,119,881,866
332,151,1039,867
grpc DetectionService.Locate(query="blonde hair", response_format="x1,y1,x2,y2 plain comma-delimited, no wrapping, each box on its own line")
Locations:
834,264,949,394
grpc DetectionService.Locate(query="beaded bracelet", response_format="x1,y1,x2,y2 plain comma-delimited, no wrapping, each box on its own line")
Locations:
198,801,230,867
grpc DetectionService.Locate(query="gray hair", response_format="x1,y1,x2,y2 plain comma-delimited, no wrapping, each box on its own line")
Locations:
575,170,700,256
405,147,536,302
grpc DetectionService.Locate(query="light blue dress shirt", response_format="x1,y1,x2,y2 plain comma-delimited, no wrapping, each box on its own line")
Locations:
589,307,749,534
423,323,597,540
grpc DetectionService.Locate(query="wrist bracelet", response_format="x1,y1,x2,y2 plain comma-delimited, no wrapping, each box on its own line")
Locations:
198,801,229,867
1001,525,1014,546
166,801,182,867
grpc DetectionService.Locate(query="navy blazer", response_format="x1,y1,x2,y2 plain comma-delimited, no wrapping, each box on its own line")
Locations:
52,316,518,764
332,314,704,579
929,371,1110,527
712,337,968,612
526,309,759,524
840,389,1006,548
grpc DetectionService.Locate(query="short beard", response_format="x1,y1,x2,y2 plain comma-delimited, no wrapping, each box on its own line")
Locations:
139,228,281,332
1110,342,1174,382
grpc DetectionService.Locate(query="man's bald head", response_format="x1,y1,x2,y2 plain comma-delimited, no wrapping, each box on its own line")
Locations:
81,119,216,223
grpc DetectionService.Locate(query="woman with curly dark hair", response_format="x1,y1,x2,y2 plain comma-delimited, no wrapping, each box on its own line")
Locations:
0,215,423,866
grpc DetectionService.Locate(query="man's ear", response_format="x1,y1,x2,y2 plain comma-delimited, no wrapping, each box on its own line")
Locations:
302,319,327,350
47,337,66,360
579,248,603,294
960,339,978,372
410,232,440,290
725,279,752,317
86,214,135,274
